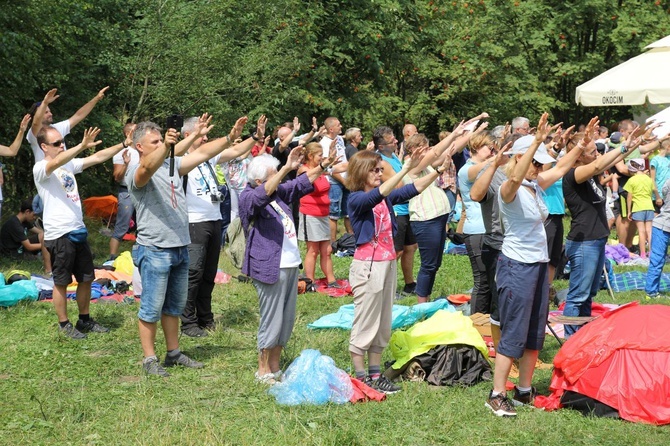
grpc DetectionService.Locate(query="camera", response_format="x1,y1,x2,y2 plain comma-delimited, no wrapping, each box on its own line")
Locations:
166,114,184,131
210,191,223,203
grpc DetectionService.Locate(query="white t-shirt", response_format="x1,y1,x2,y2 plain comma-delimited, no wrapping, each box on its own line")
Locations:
320,135,347,183
269,201,301,268
499,183,549,263
185,154,222,223
112,146,140,187
27,120,71,162
33,158,85,240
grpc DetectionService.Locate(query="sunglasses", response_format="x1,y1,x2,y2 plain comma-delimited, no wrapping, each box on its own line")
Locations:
46,140,64,147
370,167,384,174
531,159,543,168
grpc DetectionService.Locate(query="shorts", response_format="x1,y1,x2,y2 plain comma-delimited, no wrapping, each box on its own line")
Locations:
329,181,349,219
45,235,95,286
393,214,416,252
543,214,564,267
132,244,189,323
631,210,654,222
496,254,549,359
298,214,330,242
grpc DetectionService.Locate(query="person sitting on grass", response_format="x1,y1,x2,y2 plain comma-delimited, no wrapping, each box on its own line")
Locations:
239,145,339,385
0,199,52,275
345,148,452,394
34,123,129,340
624,159,655,259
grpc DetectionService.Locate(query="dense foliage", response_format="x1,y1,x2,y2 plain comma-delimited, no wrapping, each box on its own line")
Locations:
1,0,668,208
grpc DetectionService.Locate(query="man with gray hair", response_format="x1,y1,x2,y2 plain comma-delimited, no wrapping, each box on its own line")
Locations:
127,114,247,376
512,117,530,135
177,114,266,338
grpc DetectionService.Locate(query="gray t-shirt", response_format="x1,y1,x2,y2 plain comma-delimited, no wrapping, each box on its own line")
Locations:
653,179,670,233
478,167,506,250
126,157,190,248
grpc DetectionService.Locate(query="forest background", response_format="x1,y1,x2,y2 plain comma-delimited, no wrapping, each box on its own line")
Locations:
1,0,669,209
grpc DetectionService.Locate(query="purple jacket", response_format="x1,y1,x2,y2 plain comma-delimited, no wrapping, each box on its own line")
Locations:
239,173,314,284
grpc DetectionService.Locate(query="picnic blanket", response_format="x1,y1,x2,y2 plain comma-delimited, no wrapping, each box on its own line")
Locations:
610,271,670,292
313,278,352,297
308,299,454,330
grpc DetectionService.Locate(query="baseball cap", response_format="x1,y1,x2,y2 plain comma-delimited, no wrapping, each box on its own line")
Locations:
505,135,555,164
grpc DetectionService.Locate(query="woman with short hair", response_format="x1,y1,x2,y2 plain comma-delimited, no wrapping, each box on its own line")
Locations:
239,146,338,384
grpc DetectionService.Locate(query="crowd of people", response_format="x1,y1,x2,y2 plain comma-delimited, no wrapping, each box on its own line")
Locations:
1,86,670,414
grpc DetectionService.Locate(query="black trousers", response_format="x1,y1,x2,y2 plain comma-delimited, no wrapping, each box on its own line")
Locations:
181,219,222,329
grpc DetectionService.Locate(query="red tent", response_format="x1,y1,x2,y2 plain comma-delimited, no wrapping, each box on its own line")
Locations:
547,302,670,425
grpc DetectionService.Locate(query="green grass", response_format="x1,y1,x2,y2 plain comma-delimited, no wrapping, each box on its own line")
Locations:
0,218,668,445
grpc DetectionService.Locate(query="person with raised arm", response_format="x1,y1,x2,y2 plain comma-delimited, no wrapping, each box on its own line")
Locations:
27,87,109,161
485,113,567,417
34,126,128,339
346,147,451,394
0,115,32,157
239,145,339,385
562,119,643,337
127,115,247,377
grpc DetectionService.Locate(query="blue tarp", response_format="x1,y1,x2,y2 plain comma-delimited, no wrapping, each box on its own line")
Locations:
308,299,455,330
0,273,39,307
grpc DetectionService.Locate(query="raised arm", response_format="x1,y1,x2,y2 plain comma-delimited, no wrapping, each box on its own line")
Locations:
0,115,31,157
380,147,427,196
470,143,511,202
68,86,109,128
82,129,133,170
298,117,318,145
45,127,102,176
574,126,642,184
500,113,548,203
31,89,59,136
134,128,177,188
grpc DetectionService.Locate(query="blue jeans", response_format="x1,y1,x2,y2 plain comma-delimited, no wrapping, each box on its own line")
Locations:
564,237,607,337
329,180,349,219
133,244,189,323
410,213,449,298
645,226,670,296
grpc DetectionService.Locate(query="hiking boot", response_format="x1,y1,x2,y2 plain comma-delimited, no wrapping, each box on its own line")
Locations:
512,386,537,406
403,282,417,294
59,322,87,340
485,391,517,417
143,356,170,377
76,318,110,333
163,352,204,369
182,326,209,338
370,375,401,394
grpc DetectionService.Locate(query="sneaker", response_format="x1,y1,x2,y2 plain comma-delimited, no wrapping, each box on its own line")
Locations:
327,281,342,289
202,323,216,332
163,352,204,369
485,391,517,417
76,318,110,333
59,322,87,340
370,375,401,394
272,370,284,382
361,375,374,387
403,282,417,294
182,326,209,338
512,386,537,406
143,357,170,377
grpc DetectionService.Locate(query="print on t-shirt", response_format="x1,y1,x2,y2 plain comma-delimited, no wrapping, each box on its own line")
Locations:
56,167,80,203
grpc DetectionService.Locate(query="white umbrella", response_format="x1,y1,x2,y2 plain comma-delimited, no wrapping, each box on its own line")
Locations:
647,105,670,138
575,35,670,106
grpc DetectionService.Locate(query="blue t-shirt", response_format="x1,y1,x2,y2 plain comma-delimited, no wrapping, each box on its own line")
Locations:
543,177,565,215
457,160,485,234
379,153,409,216
650,155,670,200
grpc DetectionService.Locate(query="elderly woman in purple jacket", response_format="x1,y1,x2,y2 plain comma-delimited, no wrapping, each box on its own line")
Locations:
239,146,338,384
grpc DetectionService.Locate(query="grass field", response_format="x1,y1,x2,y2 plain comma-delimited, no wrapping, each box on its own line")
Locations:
0,218,668,445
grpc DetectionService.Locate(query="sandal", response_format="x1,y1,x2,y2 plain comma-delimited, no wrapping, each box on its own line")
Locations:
254,371,276,385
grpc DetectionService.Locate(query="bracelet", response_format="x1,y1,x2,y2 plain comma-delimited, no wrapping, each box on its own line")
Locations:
252,133,260,141
620,145,627,154
436,166,444,174
319,162,326,170
225,135,231,144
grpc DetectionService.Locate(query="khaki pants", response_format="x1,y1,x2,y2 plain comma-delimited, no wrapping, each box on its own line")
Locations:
349,259,397,355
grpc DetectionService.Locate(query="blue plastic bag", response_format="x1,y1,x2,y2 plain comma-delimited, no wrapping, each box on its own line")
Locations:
268,349,353,406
